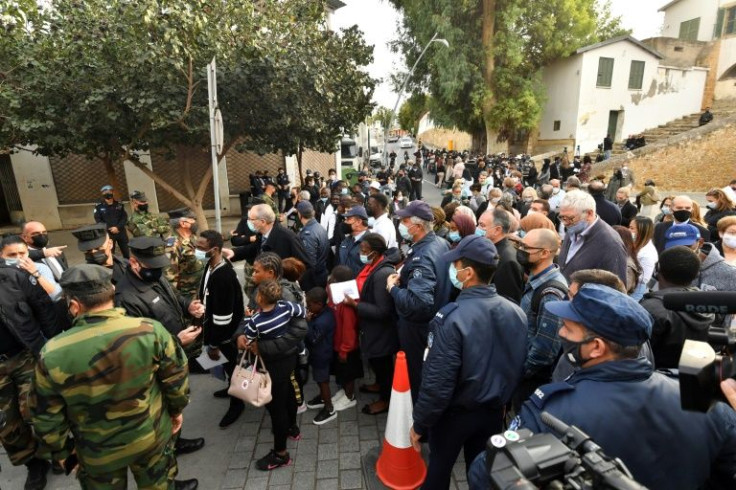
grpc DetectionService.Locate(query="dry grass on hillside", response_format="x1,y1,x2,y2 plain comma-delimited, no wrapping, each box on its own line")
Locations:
418,128,472,151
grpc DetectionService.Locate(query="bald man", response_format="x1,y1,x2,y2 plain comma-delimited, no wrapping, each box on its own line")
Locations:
653,195,710,253
512,228,568,410
21,221,68,281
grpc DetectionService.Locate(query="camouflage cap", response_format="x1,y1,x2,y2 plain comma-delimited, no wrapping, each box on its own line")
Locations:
130,190,148,202
167,207,194,219
60,264,113,295
72,224,108,251
129,236,170,268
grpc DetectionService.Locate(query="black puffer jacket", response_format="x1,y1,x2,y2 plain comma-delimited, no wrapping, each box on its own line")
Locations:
640,287,713,369
356,257,399,359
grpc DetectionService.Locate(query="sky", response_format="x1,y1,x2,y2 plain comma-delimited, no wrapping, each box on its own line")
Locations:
331,0,666,108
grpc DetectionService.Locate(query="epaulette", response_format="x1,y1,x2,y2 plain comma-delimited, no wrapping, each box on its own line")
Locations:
529,381,575,410
433,302,458,324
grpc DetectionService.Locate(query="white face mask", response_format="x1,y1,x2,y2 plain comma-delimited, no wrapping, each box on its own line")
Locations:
722,233,736,249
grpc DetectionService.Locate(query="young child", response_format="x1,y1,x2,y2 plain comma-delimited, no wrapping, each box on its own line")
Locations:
243,280,306,342
304,287,337,425
327,266,363,411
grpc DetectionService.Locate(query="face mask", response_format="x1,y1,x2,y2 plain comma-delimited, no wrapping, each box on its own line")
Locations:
341,221,353,235
341,188,349,195
4,258,19,267
137,204,149,213
662,206,672,215
631,232,637,241
448,231,461,243
399,223,412,241
527,209,537,216
31,234,49,248
516,249,532,270
85,251,108,266
523,198,533,203
189,223,199,235
367,217,376,228
247,220,257,232
706,202,717,210
475,227,486,238
552,188,560,195
320,197,328,203
139,267,163,283
194,249,209,261
722,233,736,249
448,263,469,290
359,252,373,264
560,337,595,369
566,220,587,235
672,210,691,223
103,193,114,200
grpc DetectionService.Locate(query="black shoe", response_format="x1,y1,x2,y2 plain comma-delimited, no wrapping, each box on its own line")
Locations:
24,458,50,490
305,394,324,409
213,388,229,398
219,402,245,428
256,450,291,471
174,478,199,490
313,407,337,425
175,437,205,455
51,460,64,475
287,424,301,441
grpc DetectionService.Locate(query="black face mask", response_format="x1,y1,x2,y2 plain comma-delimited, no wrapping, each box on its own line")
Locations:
190,224,199,235
139,266,163,283
516,249,533,271
103,193,114,200
340,221,353,235
560,337,595,369
137,204,149,213
85,251,109,266
31,234,49,249
672,210,692,223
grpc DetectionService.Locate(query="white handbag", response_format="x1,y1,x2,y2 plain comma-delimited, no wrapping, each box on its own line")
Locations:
228,352,272,407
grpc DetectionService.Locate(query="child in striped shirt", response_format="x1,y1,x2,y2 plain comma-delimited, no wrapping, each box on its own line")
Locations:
243,279,306,341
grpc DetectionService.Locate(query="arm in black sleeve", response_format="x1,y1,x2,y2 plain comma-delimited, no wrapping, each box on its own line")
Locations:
356,269,395,322
289,235,313,268
231,242,260,263
116,207,128,230
29,248,45,262
24,274,60,340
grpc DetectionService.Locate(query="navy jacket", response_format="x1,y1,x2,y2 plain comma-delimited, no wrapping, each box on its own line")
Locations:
413,285,527,436
390,232,450,329
298,218,329,290
492,238,524,304
519,358,736,490
337,232,366,277
592,193,622,227
94,199,128,237
356,258,399,359
306,308,335,366
653,219,711,254
559,218,628,284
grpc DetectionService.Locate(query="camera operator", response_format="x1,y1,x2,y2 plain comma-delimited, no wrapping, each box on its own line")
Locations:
468,283,736,490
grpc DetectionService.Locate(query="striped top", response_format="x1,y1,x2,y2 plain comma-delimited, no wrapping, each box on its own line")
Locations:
243,300,306,341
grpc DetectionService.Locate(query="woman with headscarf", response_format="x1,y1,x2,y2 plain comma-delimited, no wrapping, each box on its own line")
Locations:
446,212,477,246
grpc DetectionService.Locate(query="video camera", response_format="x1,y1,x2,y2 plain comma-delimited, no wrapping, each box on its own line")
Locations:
665,291,736,412
486,411,645,489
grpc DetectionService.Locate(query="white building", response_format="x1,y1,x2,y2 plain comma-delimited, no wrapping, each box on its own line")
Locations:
659,0,736,99
536,36,708,154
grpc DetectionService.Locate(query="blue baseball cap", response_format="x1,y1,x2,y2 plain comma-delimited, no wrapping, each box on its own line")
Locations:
443,235,499,266
394,200,433,221
545,283,652,346
344,205,368,220
664,224,700,250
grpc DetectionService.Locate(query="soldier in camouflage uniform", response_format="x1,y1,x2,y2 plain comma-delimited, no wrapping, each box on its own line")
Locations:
126,191,172,239
166,208,205,301
30,264,198,490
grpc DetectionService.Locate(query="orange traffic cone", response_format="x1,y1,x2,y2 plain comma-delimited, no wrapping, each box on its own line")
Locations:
375,351,427,489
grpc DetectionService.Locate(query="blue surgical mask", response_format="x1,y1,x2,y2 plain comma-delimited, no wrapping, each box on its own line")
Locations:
448,263,469,290
566,220,587,235
320,197,328,203
399,223,412,241
341,188,349,195
359,253,372,264
194,249,208,261
448,231,461,243
474,227,486,238
4,258,19,267
247,220,256,232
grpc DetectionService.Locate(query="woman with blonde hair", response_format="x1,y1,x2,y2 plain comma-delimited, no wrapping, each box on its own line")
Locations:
519,213,557,233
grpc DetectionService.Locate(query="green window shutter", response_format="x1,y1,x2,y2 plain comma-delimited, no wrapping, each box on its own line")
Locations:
715,8,725,38
727,8,736,35
628,61,645,90
679,18,700,41
597,57,614,88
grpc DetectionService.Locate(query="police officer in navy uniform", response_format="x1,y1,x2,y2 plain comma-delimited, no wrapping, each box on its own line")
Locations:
386,201,451,401
410,235,527,489
94,185,129,258
72,224,127,285
468,283,736,490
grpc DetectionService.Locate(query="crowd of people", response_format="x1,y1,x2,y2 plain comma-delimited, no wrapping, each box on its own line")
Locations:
1,151,736,490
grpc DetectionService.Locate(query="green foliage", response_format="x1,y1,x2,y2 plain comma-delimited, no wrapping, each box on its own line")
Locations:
389,0,628,140
371,106,396,133
398,93,427,134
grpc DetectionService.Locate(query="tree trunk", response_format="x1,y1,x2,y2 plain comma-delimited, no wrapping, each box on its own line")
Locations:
102,154,123,200
471,129,486,154
296,142,304,186
481,0,505,156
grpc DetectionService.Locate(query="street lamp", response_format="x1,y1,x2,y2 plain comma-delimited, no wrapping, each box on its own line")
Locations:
384,32,449,165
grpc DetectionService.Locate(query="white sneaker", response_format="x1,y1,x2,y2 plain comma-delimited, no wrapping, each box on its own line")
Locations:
296,402,308,414
331,389,345,404
333,394,357,412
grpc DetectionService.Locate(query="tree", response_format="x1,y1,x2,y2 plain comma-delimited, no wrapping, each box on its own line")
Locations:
372,106,395,164
0,0,375,226
388,0,628,153
398,92,427,135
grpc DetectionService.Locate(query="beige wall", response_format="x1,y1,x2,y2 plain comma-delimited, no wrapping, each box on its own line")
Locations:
9,150,62,229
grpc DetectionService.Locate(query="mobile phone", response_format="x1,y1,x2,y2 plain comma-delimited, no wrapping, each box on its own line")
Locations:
165,237,176,247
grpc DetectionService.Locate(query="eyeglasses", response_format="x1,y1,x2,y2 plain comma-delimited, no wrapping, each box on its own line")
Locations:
514,242,547,252
558,214,580,225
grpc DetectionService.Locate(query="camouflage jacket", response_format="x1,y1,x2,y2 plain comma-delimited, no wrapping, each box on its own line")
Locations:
30,308,189,468
261,193,279,216
166,230,205,300
127,211,172,239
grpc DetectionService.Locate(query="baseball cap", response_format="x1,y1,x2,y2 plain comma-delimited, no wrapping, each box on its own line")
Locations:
296,201,314,216
100,185,113,192
130,190,148,202
443,235,499,266
545,283,652,346
369,181,381,190
394,201,433,221
167,207,194,219
60,264,113,295
664,224,700,250
129,236,170,268
72,224,108,251
344,205,368,220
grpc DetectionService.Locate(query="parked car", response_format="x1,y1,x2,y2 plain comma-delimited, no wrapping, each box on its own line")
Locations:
399,136,413,149
388,135,399,143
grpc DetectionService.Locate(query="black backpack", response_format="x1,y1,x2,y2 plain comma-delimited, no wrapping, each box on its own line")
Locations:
529,279,568,321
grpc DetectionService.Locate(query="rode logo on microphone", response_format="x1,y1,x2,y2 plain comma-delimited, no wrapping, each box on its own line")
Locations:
684,304,729,314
